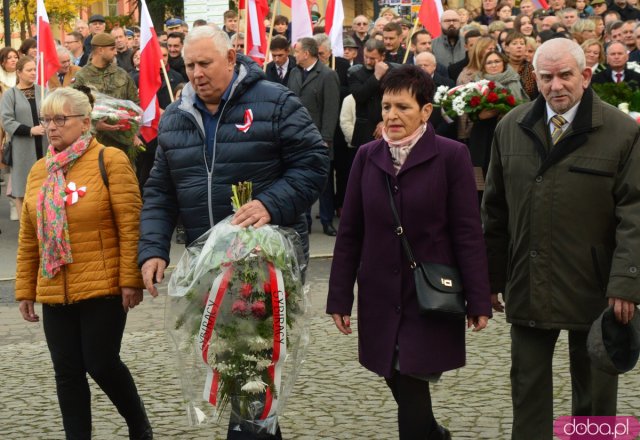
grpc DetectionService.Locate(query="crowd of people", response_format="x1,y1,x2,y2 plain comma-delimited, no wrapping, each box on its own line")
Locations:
3,1,640,439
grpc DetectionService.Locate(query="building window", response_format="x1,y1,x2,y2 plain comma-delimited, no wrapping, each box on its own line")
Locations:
107,0,118,16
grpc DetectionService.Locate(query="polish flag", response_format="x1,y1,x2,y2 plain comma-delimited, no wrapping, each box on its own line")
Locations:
418,0,444,39
291,0,313,44
325,0,344,57
532,0,549,9
138,0,162,142
245,0,269,65
36,0,60,87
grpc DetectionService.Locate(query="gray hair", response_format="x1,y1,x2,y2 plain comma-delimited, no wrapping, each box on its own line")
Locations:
606,41,627,55
571,19,595,33
56,45,72,59
185,25,231,54
230,32,245,44
41,87,92,118
313,33,331,51
415,51,436,64
533,38,586,71
297,37,319,58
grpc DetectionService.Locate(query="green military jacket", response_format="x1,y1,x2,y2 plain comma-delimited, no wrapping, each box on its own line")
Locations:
482,88,640,330
74,63,140,150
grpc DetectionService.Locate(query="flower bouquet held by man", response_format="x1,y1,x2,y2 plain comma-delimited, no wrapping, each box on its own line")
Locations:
166,182,309,436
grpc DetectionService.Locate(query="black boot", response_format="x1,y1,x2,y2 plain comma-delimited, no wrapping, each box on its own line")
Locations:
428,424,451,440
128,398,153,440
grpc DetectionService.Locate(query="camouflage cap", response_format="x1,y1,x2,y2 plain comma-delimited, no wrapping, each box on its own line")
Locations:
91,32,116,47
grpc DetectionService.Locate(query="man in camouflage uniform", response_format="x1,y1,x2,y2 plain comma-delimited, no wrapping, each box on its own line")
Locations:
74,32,140,151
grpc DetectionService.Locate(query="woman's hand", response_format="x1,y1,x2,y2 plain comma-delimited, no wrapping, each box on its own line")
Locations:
18,300,39,322
331,314,352,335
122,287,144,311
478,109,500,120
467,315,489,332
30,125,45,136
491,293,505,312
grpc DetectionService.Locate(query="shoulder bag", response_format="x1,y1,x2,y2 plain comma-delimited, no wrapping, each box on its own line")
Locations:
385,176,466,318
0,88,15,167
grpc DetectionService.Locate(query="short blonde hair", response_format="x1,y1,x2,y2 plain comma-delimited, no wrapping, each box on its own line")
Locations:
41,87,92,118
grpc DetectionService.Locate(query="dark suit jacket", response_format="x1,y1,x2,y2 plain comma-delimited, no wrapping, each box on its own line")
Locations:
331,56,351,99
265,55,296,85
132,67,185,110
591,67,640,90
430,73,457,140
352,32,369,64
448,54,469,83
348,64,382,148
288,61,341,142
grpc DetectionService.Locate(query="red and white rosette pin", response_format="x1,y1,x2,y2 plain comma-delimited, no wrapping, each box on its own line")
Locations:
235,109,254,133
63,182,86,206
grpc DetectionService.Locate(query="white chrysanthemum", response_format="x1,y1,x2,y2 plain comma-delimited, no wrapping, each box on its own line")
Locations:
241,379,267,394
247,336,271,351
627,61,640,74
256,359,273,370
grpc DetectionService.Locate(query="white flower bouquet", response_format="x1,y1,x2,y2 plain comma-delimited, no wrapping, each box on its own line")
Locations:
166,182,309,435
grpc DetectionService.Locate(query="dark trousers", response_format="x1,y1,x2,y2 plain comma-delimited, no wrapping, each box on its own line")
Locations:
306,161,335,227
385,372,438,440
43,297,151,440
510,324,618,440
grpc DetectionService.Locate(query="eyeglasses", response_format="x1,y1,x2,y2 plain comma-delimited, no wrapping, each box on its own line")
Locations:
443,19,460,23
485,60,504,65
64,40,79,44
354,22,368,25
39,115,85,127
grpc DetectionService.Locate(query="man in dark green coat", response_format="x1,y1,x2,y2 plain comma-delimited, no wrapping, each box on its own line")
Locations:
482,38,640,440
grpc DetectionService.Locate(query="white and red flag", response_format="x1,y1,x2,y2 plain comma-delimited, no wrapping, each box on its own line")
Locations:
138,0,162,142
325,0,344,57
418,0,444,38
240,0,269,65
531,0,549,9
36,0,60,87
291,0,313,44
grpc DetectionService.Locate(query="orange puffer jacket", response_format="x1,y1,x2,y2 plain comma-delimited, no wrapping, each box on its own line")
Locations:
15,139,144,304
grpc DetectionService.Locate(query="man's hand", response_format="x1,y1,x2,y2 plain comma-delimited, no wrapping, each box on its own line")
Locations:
122,287,144,311
133,135,143,147
609,297,637,324
374,61,389,80
231,200,271,228
141,258,167,297
331,314,352,335
491,293,505,312
18,300,39,322
95,118,123,131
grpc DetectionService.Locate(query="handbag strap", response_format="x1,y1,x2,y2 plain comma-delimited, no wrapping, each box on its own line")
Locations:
385,175,418,269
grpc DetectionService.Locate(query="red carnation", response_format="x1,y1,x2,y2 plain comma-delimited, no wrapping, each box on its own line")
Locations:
487,92,499,103
251,301,267,318
506,95,516,106
470,96,482,107
240,283,252,298
263,282,271,294
488,81,496,90
232,300,248,316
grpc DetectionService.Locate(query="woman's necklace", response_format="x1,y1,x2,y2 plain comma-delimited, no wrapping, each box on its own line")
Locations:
18,84,35,99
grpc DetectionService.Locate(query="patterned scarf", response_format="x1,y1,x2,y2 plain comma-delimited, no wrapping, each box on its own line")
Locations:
36,134,93,278
382,123,427,174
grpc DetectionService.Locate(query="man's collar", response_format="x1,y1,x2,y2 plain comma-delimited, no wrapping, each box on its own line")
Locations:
193,71,238,114
546,101,580,125
305,60,318,72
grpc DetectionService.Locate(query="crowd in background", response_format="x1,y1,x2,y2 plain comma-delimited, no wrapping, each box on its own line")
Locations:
1,0,640,235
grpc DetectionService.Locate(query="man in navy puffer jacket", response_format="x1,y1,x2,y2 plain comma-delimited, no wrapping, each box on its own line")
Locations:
138,25,328,440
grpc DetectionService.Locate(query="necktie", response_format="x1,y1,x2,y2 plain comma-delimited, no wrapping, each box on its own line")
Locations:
550,115,567,145
58,74,65,84
278,66,284,80
616,72,623,83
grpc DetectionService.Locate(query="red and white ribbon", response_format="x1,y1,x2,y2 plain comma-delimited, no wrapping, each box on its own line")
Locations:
199,266,234,406
63,182,86,206
260,263,286,419
235,109,253,133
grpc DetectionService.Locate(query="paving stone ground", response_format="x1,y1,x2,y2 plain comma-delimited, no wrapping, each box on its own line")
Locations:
1,258,639,439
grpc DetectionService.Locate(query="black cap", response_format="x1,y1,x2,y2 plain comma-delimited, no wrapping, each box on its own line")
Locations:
88,14,105,24
587,306,640,375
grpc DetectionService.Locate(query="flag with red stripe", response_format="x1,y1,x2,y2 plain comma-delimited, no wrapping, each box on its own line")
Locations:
138,0,162,142
246,0,269,65
325,0,344,57
291,0,313,43
36,0,60,87
418,0,444,38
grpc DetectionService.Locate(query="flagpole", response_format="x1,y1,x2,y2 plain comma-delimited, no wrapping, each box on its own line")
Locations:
40,52,45,101
403,16,421,64
263,0,279,72
244,0,249,54
331,54,335,70
160,59,174,103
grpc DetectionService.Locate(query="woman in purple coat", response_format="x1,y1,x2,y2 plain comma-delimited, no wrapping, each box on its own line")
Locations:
327,65,492,440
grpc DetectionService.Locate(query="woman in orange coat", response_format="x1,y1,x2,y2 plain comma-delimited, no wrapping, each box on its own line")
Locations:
15,87,152,439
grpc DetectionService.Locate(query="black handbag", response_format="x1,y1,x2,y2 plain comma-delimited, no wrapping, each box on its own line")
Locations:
385,176,466,318
1,139,11,167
